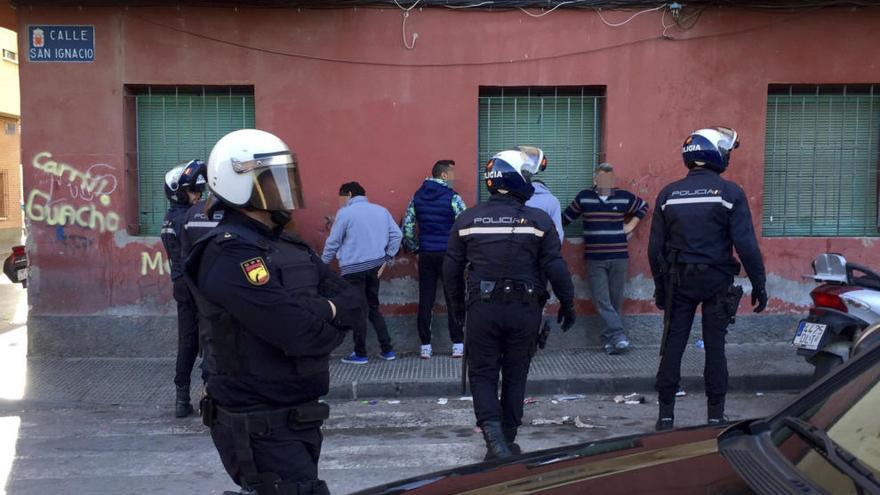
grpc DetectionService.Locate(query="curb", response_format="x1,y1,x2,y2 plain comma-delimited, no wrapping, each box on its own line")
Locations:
326,372,812,400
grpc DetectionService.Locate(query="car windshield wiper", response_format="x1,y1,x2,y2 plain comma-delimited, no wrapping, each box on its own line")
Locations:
782,416,880,495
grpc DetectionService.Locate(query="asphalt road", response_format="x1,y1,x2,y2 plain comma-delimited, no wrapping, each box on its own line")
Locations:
0,391,796,494
0,274,802,494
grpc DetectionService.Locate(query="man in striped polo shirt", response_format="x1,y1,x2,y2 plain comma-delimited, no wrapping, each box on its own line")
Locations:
563,163,649,355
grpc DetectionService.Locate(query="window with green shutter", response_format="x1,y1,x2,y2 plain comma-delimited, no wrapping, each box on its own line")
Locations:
763,85,880,237
132,86,255,236
478,87,604,238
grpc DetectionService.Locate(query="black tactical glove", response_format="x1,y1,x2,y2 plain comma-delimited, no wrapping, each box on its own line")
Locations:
327,294,365,331
557,303,576,332
751,286,768,313
449,302,466,327
653,278,666,310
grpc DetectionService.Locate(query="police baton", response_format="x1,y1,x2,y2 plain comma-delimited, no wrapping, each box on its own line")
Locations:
460,312,468,396
659,252,679,358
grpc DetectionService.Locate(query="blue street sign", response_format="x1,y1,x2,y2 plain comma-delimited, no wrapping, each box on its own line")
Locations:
28,25,95,63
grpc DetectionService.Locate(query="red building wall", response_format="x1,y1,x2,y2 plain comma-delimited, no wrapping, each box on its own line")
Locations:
16,5,880,321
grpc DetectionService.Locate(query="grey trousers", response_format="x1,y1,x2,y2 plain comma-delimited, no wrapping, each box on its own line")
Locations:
586,258,628,344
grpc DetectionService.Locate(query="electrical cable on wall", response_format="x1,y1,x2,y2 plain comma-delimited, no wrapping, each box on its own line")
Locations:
518,1,574,17
443,1,495,8
394,0,422,49
594,3,665,26
16,1,880,8
128,5,813,66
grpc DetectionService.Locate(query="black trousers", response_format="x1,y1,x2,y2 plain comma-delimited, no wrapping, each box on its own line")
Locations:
417,252,464,345
466,300,542,428
211,418,324,490
343,266,393,357
655,269,733,405
173,278,200,388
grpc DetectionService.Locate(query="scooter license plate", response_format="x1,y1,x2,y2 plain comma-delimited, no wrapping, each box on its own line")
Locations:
793,321,827,350
16,268,27,282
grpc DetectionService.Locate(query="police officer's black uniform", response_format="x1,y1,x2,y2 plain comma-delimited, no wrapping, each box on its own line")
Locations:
186,208,361,495
161,203,199,412
443,147,575,460
648,127,767,430
185,129,362,495
180,199,225,257
161,161,206,418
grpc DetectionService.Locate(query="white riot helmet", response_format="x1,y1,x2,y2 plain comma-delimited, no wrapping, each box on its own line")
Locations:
207,129,304,216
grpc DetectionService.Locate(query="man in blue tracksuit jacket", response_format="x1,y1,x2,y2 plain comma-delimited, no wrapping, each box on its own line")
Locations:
322,182,402,364
526,180,564,244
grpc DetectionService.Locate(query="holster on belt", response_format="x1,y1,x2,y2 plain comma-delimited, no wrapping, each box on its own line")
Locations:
712,284,744,325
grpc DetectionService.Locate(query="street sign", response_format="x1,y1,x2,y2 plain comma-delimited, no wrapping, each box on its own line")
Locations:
27,25,95,63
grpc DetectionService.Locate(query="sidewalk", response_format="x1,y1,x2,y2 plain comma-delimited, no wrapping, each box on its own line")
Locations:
13,341,811,409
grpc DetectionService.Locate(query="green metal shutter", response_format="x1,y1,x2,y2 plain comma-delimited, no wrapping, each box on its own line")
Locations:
763,85,880,237
478,87,604,238
135,88,256,236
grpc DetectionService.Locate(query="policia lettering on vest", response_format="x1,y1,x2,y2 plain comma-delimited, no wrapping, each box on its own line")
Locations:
184,130,365,495
443,146,576,461
648,127,768,433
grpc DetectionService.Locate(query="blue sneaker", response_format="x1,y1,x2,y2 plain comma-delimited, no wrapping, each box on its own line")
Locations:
604,339,630,355
341,353,368,365
379,351,396,361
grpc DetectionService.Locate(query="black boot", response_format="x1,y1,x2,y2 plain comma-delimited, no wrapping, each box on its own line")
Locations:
655,400,675,431
481,421,513,461
175,384,194,418
502,426,522,455
708,397,728,426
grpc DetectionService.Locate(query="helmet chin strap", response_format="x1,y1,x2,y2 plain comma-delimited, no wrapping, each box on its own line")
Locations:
269,210,293,232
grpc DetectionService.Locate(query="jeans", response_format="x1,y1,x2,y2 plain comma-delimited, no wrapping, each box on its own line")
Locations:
343,266,393,356
417,252,464,345
586,258,628,344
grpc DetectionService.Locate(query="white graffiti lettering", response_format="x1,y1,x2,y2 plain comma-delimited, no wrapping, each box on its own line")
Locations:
26,188,120,233
140,251,170,276
32,151,114,197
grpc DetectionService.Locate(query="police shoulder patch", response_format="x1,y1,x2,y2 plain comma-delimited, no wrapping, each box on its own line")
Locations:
241,257,270,286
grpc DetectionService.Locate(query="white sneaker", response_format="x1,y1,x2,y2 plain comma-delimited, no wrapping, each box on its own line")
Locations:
451,343,464,358
420,344,432,359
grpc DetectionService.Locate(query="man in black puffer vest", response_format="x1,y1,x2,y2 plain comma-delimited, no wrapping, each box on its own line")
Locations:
402,160,468,360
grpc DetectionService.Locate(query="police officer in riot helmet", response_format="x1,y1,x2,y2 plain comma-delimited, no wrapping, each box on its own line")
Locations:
443,147,576,460
184,129,364,495
160,159,207,418
648,126,768,432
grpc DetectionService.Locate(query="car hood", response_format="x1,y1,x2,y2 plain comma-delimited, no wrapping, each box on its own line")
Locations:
353,422,752,495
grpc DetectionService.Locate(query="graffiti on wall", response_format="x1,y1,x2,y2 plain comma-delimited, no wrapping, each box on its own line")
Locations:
26,151,121,233
141,251,171,276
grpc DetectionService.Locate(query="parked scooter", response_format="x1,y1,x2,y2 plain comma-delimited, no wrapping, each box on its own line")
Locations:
794,253,880,381
2,245,27,288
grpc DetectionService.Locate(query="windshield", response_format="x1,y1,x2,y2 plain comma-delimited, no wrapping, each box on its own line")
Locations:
769,355,880,494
